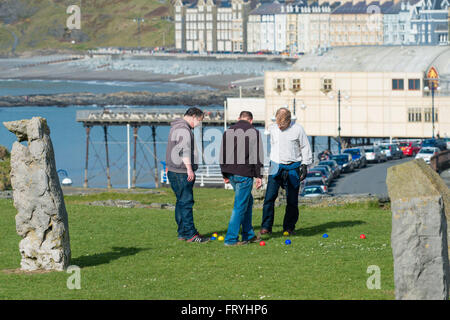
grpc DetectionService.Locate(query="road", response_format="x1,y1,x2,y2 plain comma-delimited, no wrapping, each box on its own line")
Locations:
329,157,413,197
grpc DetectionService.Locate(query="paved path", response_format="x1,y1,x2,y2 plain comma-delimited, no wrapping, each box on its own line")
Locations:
329,157,413,197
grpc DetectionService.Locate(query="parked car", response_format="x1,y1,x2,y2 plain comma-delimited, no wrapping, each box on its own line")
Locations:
421,139,447,151
311,166,333,185
379,143,403,160
318,160,341,178
302,171,327,189
302,178,328,193
330,154,355,173
397,141,421,157
415,147,440,164
363,145,386,163
300,185,329,197
444,137,450,150
315,164,334,180
342,147,367,168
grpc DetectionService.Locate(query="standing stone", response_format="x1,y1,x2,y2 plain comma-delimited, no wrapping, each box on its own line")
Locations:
387,159,450,300
3,117,71,271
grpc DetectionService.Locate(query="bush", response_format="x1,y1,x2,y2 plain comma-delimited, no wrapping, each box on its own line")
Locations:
0,146,11,191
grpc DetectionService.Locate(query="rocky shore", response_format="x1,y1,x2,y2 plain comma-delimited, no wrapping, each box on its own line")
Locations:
0,88,264,107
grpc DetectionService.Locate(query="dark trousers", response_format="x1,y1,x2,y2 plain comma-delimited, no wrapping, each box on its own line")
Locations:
167,171,198,239
261,173,300,232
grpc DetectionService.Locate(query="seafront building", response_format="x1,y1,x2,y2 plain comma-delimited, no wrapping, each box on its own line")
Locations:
410,0,449,45
263,46,450,139
174,0,449,54
174,0,252,53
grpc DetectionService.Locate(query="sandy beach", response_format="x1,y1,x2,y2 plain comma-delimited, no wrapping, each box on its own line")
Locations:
0,54,267,91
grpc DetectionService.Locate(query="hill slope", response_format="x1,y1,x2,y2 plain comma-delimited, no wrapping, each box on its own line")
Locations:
0,0,174,54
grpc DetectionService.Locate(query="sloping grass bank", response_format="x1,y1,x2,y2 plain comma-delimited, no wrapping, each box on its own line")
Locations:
0,188,394,299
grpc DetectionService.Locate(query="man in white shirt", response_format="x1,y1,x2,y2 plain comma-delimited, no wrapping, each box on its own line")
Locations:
260,107,313,236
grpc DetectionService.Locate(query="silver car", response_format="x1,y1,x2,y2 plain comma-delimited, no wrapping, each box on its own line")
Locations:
363,145,386,163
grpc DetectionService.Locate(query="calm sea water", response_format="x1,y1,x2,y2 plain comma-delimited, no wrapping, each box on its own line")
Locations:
0,80,337,188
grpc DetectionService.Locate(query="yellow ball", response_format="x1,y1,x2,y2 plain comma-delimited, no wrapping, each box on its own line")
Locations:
283,231,289,236
212,233,218,238
218,236,224,241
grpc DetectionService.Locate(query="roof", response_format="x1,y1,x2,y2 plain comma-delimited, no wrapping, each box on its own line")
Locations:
292,46,450,75
249,2,282,15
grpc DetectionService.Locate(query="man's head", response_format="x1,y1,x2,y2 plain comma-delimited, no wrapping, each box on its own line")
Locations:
184,107,204,128
238,111,253,124
275,107,291,131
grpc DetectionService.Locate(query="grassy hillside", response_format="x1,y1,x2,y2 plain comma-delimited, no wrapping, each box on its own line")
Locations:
0,0,175,54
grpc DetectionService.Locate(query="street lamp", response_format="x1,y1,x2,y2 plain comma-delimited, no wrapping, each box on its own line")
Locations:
328,90,350,154
132,17,145,50
424,85,441,139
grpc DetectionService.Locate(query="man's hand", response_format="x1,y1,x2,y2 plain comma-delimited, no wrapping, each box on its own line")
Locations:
187,168,195,182
223,178,230,184
255,178,262,189
299,164,308,181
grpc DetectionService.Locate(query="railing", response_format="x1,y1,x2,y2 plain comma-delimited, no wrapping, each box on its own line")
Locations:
430,149,450,173
160,164,270,188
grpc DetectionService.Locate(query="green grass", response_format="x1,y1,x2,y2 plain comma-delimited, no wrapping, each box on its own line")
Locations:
0,188,395,299
0,0,174,54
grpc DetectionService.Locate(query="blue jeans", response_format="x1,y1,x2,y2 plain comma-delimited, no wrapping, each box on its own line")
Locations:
225,174,256,245
167,171,198,239
261,168,300,232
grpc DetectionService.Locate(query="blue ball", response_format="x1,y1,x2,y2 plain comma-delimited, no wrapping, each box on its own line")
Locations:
211,237,217,240
285,239,291,245
322,234,329,238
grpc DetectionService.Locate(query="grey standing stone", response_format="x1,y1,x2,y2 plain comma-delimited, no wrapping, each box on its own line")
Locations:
3,117,71,271
387,159,450,300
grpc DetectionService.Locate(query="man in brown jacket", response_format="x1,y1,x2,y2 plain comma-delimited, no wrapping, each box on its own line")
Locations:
220,111,264,246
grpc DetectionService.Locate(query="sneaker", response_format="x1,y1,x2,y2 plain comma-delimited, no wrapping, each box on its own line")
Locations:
186,233,210,243
178,237,186,241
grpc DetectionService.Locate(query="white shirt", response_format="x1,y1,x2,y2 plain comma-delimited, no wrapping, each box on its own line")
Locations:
269,122,313,165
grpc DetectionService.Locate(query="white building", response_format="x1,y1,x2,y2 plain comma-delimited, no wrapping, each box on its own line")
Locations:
175,0,251,53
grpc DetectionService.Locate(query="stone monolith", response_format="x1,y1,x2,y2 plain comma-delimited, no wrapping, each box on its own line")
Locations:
387,159,449,300
3,117,71,271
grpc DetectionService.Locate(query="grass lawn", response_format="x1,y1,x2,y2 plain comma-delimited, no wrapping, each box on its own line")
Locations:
0,188,394,300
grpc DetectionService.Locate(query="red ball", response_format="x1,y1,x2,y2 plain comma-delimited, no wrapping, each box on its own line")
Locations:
360,234,366,239
259,241,266,246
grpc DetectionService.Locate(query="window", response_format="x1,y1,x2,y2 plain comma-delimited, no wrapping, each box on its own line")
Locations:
291,78,301,92
424,108,438,122
322,78,332,92
408,79,420,90
392,79,404,90
408,108,422,122
275,78,286,92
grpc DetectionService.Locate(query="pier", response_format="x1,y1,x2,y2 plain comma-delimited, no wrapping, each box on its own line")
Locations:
76,107,265,189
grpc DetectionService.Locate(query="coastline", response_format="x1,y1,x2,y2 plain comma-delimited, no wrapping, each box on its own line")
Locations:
0,53,267,107
0,88,264,107
0,53,267,91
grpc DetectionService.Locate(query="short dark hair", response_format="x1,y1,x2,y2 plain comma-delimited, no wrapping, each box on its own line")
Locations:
184,107,204,118
239,111,253,120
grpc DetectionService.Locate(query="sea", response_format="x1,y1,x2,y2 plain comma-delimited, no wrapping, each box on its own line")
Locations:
0,79,338,188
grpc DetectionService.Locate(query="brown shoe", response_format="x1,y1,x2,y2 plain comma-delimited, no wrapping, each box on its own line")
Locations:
284,229,296,236
224,241,248,246
259,229,272,235
246,235,261,243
